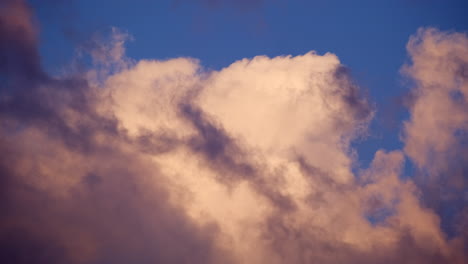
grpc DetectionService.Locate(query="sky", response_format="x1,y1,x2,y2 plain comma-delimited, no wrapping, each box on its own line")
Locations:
0,0,467,263
32,0,468,164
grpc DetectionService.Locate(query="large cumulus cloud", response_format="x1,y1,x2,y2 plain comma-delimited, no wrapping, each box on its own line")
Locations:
0,1,466,263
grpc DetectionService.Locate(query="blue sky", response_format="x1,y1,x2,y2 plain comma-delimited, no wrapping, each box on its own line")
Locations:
33,0,468,168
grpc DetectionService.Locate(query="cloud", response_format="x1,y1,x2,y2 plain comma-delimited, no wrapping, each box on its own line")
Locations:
0,2,230,264
0,0,44,81
0,2,466,263
90,35,464,262
402,27,468,244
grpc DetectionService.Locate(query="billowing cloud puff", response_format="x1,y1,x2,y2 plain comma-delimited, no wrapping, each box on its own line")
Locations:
0,1,466,263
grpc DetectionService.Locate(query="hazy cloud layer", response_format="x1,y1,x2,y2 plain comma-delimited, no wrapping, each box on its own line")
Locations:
0,1,466,263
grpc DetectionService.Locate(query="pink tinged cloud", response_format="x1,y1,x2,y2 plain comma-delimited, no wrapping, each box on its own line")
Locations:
402,27,468,254
403,28,468,174
0,1,466,263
